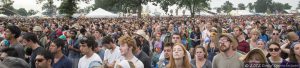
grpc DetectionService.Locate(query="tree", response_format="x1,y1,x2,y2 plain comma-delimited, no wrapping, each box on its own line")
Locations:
42,0,56,17
177,0,210,17
93,0,121,13
297,1,300,9
221,1,233,13
216,7,222,13
27,9,38,16
283,3,291,10
0,0,17,16
17,8,27,16
254,0,272,13
247,3,254,12
238,3,246,10
58,0,78,17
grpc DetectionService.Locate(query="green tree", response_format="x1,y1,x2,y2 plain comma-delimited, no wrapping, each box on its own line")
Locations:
42,0,56,17
297,1,300,9
254,0,272,13
93,0,121,13
17,8,27,16
221,1,233,13
27,9,38,16
238,3,246,10
177,0,210,17
0,0,17,16
247,3,254,12
58,0,78,17
283,3,291,10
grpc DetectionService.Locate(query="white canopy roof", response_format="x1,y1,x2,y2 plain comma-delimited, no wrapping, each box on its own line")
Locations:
0,14,7,17
85,8,118,18
230,10,254,16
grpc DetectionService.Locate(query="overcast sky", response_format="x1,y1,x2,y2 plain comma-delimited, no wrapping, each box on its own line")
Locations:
12,0,299,11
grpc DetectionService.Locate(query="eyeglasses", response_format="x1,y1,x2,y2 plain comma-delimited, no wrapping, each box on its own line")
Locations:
172,37,180,39
268,48,280,52
219,39,229,43
273,33,279,35
35,59,45,62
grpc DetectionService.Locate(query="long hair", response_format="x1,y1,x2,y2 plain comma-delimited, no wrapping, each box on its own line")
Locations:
243,49,267,64
167,43,191,68
289,42,300,63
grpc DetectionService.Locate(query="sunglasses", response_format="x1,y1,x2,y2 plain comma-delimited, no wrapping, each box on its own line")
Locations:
35,59,45,62
268,48,280,52
273,33,279,35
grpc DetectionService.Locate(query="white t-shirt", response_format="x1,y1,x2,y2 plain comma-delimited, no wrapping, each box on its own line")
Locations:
78,53,103,68
115,56,144,68
104,46,122,64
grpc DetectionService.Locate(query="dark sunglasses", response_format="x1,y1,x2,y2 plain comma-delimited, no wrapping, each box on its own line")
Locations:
268,48,280,52
272,33,279,35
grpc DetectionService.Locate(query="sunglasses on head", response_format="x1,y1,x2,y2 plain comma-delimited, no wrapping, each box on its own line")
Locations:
268,48,280,52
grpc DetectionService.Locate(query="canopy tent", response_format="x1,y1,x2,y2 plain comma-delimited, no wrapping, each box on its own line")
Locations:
85,8,118,18
0,14,7,17
230,10,254,16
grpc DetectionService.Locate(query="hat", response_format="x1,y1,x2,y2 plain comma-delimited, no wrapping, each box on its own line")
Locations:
33,26,42,31
2,57,29,68
134,30,149,41
154,41,162,48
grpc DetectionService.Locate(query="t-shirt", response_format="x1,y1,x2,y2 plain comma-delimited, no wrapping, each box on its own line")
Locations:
104,46,122,64
78,53,103,68
52,55,73,68
212,52,243,68
30,47,44,68
115,56,144,68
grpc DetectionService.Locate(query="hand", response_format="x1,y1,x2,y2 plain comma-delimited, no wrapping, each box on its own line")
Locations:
68,45,73,49
283,39,290,44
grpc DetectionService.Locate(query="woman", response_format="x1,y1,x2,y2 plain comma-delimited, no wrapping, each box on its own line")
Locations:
288,42,300,65
248,29,261,50
167,43,192,68
255,39,268,55
243,49,268,68
191,45,212,68
204,28,219,61
266,42,288,68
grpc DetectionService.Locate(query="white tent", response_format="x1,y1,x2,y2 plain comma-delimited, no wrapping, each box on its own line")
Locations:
230,10,254,16
0,14,7,17
85,8,118,18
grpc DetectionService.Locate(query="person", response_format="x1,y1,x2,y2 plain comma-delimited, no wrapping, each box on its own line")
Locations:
35,50,53,68
78,36,103,68
21,32,45,68
93,29,106,60
102,36,122,68
67,29,81,68
266,42,288,68
157,42,173,68
133,35,151,68
234,26,249,54
0,48,19,60
205,29,219,61
4,25,25,59
255,39,268,55
212,34,243,68
151,41,162,67
191,45,212,68
48,38,73,68
288,42,300,66
115,36,144,68
242,49,268,68
248,28,261,50
2,57,30,68
134,30,150,56
166,43,192,68
268,29,282,45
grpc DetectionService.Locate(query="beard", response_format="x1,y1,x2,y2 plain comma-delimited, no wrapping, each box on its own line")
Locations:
220,44,230,52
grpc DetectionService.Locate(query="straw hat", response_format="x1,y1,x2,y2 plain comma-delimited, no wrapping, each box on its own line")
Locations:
33,26,42,31
134,29,149,41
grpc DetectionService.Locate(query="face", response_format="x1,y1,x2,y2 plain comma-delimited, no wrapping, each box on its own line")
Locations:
251,32,259,40
93,31,101,38
272,30,279,39
21,39,30,48
172,45,185,60
293,44,300,57
35,55,50,68
4,29,13,40
195,48,205,60
103,43,112,49
248,54,262,64
234,28,241,36
256,41,265,49
164,46,172,59
49,42,59,54
79,43,91,55
219,37,231,52
172,35,181,43
119,43,131,56
268,44,281,57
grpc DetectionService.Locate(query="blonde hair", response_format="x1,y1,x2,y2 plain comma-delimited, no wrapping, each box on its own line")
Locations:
250,28,261,36
243,49,267,64
167,43,192,68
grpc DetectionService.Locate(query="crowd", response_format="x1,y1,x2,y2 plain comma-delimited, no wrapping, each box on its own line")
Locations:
0,15,298,68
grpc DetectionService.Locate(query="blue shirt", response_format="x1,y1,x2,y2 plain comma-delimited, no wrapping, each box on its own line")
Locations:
52,55,73,68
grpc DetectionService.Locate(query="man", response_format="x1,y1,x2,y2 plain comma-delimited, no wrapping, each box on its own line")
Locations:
67,29,81,68
49,39,73,68
157,42,173,68
134,35,151,68
78,36,103,68
22,32,45,68
115,36,144,68
212,34,243,68
93,29,106,59
4,25,24,59
102,36,121,68
233,26,250,54
35,50,53,68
